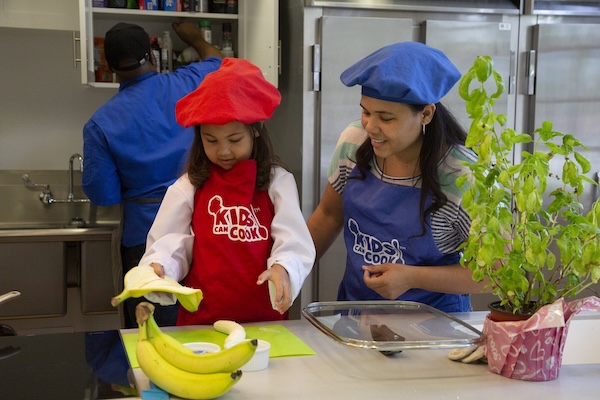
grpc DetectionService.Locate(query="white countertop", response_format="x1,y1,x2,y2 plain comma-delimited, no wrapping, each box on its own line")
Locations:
130,311,600,400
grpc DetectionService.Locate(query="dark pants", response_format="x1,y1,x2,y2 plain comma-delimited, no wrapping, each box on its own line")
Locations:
121,244,179,329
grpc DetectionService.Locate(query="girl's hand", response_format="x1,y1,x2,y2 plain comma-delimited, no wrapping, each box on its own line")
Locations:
150,262,166,278
257,264,291,314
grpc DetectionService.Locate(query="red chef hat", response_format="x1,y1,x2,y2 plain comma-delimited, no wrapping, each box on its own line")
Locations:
176,58,281,127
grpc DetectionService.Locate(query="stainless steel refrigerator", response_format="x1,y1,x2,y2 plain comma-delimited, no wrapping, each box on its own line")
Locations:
273,0,600,311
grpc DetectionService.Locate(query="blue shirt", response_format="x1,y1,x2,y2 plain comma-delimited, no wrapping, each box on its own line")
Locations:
82,57,222,247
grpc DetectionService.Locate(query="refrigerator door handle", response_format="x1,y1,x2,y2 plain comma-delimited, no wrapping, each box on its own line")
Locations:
525,50,536,95
312,44,321,92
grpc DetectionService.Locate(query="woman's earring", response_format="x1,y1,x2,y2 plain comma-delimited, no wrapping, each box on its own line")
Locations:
422,124,426,136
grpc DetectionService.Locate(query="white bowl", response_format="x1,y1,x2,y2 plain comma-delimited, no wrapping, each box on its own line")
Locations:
183,342,221,354
242,339,271,372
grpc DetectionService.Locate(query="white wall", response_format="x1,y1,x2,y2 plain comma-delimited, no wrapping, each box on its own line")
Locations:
0,28,116,170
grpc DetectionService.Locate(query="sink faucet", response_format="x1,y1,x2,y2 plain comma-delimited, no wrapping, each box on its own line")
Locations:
68,153,84,201
22,154,90,204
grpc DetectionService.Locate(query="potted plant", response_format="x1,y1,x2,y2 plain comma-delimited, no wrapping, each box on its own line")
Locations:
456,55,600,381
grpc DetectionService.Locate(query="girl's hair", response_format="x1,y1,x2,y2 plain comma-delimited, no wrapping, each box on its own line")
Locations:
186,122,285,191
353,102,467,233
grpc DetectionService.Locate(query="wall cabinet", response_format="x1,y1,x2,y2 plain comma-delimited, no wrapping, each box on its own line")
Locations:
0,0,79,30
78,0,279,87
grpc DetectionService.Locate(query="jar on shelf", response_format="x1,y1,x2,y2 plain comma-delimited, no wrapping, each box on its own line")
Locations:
199,20,212,44
161,31,173,73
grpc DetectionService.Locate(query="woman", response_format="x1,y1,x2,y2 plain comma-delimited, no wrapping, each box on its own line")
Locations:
307,42,487,312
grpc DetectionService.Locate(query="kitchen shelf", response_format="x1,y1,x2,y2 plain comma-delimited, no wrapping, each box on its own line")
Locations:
92,7,239,21
79,0,279,87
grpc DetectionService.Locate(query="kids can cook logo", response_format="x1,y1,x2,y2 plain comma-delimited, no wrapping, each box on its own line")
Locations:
348,219,404,264
208,195,268,242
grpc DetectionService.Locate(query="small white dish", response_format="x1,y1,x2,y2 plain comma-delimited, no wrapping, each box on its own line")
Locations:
183,342,221,354
242,339,271,372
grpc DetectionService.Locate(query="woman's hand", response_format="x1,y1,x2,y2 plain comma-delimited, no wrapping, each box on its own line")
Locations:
257,264,291,314
362,263,413,299
363,262,490,298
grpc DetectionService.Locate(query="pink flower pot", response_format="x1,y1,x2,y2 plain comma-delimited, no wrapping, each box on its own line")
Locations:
483,296,600,381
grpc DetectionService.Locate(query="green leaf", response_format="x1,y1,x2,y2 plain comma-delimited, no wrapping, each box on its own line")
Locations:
458,69,477,101
574,152,591,173
474,55,493,83
497,113,507,126
455,174,468,189
516,192,526,212
563,160,578,186
491,70,505,99
512,133,533,144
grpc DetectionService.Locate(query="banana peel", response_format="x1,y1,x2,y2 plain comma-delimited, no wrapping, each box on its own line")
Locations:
112,265,202,312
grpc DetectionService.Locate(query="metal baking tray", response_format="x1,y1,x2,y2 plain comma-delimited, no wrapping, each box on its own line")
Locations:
302,301,484,350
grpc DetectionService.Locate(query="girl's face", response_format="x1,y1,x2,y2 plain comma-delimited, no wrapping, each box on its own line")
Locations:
200,121,256,170
359,96,434,163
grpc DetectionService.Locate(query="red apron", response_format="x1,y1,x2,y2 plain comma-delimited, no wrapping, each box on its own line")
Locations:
177,160,286,325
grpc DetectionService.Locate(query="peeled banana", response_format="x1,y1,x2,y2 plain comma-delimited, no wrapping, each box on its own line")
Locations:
137,320,242,399
214,320,246,349
111,264,202,312
147,315,257,374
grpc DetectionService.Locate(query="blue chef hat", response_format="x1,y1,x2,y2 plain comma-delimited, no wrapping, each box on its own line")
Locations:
340,42,461,105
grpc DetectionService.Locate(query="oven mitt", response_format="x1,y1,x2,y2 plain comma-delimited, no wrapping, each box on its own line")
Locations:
111,264,202,312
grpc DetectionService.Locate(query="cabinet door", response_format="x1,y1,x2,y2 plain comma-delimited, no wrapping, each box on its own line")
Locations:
81,240,115,314
0,0,78,30
0,242,66,318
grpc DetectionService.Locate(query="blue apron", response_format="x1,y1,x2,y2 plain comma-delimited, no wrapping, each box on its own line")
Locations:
339,167,471,312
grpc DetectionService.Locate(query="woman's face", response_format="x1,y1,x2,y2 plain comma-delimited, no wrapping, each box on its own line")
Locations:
200,121,256,170
359,96,434,163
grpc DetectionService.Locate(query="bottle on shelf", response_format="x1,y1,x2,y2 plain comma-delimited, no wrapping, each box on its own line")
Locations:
221,22,234,58
150,36,161,73
161,31,173,73
199,20,212,44
198,0,209,12
225,0,237,14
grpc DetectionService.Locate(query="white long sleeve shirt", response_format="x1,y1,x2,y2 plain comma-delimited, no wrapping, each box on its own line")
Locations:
139,166,315,305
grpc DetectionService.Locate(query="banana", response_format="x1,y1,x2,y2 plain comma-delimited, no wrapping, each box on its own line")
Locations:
111,264,203,312
213,320,246,349
137,319,242,400
147,315,257,374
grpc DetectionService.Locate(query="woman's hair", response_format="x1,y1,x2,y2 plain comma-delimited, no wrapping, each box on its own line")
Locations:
186,122,285,191
353,102,467,232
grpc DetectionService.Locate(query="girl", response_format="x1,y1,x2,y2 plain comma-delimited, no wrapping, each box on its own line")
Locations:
137,58,315,325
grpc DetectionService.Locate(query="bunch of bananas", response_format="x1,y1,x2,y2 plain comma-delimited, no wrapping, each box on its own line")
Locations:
135,303,257,399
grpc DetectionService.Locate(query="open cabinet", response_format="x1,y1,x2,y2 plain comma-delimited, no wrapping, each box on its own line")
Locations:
78,0,279,87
